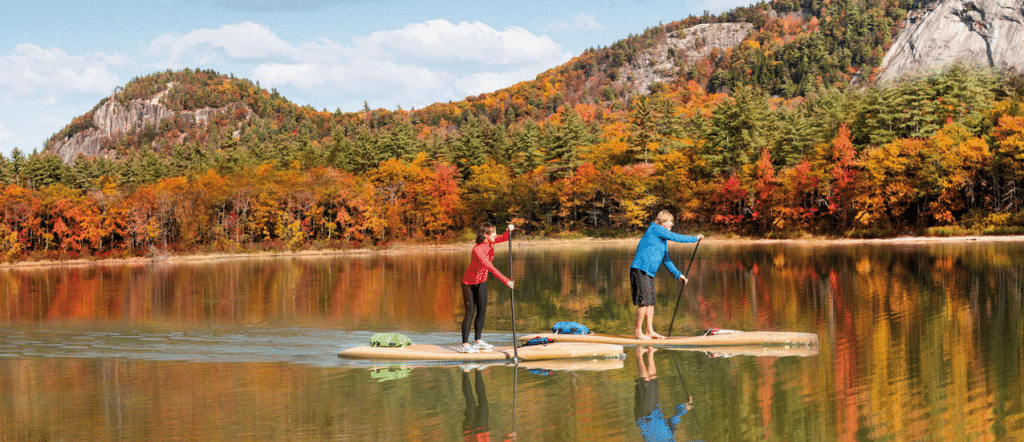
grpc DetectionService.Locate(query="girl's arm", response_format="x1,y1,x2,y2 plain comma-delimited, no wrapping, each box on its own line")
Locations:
492,230,510,244
473,245,511,286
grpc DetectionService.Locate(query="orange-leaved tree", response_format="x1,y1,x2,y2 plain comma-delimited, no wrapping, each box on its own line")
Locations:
38,184,103,253
425,161,464,237
827,124,860,228
751,148,779,233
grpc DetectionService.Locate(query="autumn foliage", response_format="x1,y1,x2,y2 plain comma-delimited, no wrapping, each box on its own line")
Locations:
3,1,1024,261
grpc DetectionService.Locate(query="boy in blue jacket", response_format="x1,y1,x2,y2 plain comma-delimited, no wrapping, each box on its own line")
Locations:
630,210,702,339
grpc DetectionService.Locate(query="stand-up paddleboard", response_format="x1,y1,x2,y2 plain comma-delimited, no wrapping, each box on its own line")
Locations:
338,342,624,362
517,329,818,348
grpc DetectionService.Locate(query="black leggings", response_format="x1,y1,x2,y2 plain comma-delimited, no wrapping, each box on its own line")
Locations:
462,282,488,343
462,370,489,434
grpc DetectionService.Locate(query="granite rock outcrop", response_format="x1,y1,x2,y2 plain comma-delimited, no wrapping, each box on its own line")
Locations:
46,82,247,163
877,0,1024,82
616,23,754,93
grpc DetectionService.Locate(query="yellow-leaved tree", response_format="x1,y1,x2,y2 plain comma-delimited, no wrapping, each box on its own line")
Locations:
920,122,990,224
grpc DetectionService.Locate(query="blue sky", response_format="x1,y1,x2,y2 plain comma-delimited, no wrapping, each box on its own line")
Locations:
0,0,756,158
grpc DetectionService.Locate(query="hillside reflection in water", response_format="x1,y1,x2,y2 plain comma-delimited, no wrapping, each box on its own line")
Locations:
1,239,1022,441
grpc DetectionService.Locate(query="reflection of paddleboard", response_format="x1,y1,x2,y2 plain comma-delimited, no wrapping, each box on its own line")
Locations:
660,344,819,358
362,358,626,373
337,342,624,362
517,330,818,347
516,357,624,371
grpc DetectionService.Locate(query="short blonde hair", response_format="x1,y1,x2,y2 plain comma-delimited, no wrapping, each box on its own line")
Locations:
654,210,674,226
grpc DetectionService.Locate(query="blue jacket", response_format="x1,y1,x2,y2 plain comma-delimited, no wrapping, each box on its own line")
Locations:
630,223,699,279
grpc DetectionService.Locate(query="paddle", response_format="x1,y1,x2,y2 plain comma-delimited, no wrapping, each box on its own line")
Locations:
667,237,701,338
669,351,703,438
508,225,518,362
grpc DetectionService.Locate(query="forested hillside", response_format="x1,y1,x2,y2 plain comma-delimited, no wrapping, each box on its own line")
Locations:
2,0,1024,262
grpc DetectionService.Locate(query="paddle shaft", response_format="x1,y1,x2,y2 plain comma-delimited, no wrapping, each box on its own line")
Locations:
667,238,701,337
509,228,518,361
669,351,701,432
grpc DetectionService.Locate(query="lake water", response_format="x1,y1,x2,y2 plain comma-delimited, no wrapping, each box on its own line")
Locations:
1,238,1022,441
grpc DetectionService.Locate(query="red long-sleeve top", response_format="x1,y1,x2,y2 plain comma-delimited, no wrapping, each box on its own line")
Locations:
461,231,511,286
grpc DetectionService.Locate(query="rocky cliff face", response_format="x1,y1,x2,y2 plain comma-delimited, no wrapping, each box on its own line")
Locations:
617,23,754,93
877,0,1024,83
46,82,246,163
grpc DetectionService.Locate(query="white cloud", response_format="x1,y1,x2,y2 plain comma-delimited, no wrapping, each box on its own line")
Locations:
0,123,10,144
145,22,301,65
145,20,570,109
548,14,606,31
366,19,566,65
454,68,544,98
186,0,342,11
253,60,450,95
0,44,128,105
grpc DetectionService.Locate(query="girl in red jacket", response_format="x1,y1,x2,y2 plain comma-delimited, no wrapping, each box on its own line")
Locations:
460,222,515,353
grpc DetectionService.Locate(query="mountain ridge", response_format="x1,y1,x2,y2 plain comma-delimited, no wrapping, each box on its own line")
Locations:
41,0,1024,165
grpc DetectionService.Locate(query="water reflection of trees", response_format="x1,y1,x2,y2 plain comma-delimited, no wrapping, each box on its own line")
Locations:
2,242,1024,439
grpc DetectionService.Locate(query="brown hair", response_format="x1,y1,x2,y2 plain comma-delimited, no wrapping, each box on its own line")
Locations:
654,210,674,227
475,222,496,244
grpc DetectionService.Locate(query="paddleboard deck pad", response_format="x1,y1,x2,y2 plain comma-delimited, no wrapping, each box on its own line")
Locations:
338,342,624,362
518,329,818,347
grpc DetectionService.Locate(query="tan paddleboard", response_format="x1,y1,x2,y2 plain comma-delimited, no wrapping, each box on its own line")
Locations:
338,342,624,362
517,330,819,347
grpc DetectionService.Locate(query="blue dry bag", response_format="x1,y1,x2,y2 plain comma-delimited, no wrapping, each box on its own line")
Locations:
523,336,553,346
551,321,590,335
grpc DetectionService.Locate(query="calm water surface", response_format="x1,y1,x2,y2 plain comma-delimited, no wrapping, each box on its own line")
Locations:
1,239,1023,441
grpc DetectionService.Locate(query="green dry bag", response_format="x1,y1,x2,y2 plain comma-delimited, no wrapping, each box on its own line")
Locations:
370,332,412,347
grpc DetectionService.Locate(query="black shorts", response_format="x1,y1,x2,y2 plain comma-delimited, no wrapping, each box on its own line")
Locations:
630,268,656,306
634,377,660,420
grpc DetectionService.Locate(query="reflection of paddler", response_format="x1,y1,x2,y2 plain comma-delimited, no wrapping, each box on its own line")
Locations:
462,369,491,441
634,347,694,442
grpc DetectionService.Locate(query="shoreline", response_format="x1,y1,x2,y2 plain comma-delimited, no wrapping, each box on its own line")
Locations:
2,234,1023,270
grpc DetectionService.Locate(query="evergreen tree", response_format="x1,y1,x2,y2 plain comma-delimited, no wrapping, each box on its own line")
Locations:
352,125,385,172
653,96,684,143
545,107,589,179
0,153,11,186
9,148,25,185
21,152,69,189
700,86,773,175
67,155,117,190
452,117,488,177
382,120,420,161
169,143,211,176
773,104,815,167
509,122,544,175
327,127,357,172
479,119,511,165
628,95,656,163
118,149,169,186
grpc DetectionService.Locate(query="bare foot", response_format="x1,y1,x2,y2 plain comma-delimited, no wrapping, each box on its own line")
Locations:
649,332,666,339
635,333,650,340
